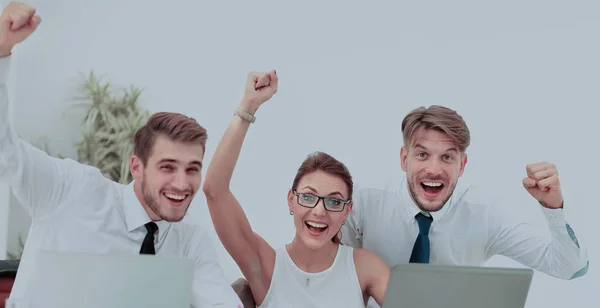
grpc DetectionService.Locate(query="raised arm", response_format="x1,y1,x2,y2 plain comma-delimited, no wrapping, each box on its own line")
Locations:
486,206,588,280
0,2,88,219
202,70,278,304
486,162,588,280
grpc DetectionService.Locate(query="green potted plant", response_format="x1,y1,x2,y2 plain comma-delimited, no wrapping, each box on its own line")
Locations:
68,71,150,183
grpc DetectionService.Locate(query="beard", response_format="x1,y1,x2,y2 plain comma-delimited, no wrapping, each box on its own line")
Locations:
407,177,456,212
141,178,187,223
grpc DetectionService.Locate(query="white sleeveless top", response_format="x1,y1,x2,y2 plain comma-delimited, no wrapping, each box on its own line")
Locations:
258,245,365,308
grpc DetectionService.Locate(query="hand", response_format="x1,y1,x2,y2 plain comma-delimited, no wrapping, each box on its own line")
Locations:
0,2,41,56
522,162,563,209
239,70,278,114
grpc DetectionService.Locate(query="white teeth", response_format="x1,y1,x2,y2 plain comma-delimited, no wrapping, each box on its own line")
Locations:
165,193,186,200
422,182,442,187
306,221,328,228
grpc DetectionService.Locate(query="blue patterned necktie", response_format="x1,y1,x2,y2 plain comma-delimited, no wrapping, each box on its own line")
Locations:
409,213,433,263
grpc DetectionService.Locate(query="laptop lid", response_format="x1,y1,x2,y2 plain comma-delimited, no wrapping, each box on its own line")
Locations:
382,263,533,308
27,250,195,308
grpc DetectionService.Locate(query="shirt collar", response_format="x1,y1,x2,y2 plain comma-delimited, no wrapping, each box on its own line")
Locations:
122,180,170,233
399,176,453,222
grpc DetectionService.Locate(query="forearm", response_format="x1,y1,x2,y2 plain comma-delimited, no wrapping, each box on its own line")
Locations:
203,103,252,197
0,56,36,205
489,207,588,280
0,56,15,153
541,207,588,279
203,101,266,277
203,69,275,196
0,54,17,142
0,55,85,217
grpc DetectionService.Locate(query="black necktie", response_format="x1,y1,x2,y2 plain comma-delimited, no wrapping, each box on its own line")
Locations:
409,213,433,263
139,222,158,255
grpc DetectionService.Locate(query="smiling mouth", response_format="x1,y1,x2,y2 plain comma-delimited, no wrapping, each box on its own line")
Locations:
420,181,444,196
305,221,329,235
163,192,189,205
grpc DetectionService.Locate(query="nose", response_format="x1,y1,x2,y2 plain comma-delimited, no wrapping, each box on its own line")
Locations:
311,199,327,217
171,172,188,191
424,160,443,176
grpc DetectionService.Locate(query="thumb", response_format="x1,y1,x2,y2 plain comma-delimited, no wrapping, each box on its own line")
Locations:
28,15,41,29
255,74,270,89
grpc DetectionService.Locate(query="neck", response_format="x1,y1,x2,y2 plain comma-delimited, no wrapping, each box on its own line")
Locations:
286,236,339,273
133,181,161,221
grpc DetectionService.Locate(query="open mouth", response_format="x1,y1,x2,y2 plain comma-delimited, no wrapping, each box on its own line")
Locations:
163,192,188,206
420,181,444,197
305,221,329,236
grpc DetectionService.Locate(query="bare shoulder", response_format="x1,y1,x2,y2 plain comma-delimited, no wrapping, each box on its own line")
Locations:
353,247,388,270
352,247,390,304
353,247,390,284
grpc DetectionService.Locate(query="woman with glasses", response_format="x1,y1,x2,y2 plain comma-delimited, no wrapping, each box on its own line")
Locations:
203,71,390,307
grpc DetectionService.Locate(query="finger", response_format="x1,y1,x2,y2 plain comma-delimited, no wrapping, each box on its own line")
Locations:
531,168,555,181
245,72,259,89
536,174,559,192
16,2,35,13
522,177,536,188
10,11,31,31
10,4,35,30
526,162,555,177
255,73,270,89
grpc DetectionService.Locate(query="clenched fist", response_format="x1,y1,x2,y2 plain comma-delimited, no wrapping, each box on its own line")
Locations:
240,70,278,114
0,1,40,56
522,162,564,209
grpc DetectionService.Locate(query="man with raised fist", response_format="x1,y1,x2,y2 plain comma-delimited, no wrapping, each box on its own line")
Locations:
0,2,243,307
342,105,589,307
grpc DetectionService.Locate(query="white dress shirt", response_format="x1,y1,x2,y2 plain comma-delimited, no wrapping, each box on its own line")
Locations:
0,56,242,308
342,176,589,307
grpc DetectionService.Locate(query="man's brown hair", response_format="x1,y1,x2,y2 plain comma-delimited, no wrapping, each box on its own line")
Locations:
133,112,208,164
401,105,470,152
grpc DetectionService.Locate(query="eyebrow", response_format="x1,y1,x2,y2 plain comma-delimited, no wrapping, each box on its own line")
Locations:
413,143,458,153
300,185,345,199
157,158,203,168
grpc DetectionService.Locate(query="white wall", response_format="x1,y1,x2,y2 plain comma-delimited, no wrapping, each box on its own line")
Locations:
7,0,598,307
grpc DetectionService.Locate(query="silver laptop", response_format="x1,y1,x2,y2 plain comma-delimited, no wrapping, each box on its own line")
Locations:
382,263,533,308
27,250,195,308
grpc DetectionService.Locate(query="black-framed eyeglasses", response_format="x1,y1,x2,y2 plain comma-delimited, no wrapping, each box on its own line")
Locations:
292,190,351,212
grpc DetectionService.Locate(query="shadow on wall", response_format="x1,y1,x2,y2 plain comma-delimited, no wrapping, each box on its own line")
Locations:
6,72,150,260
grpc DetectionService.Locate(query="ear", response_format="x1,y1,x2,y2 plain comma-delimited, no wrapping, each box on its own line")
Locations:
458,153,468,177
130,155,143,179
400,146,408,172
287,189,295,214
